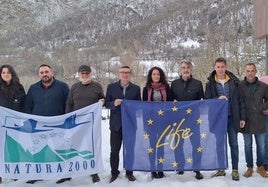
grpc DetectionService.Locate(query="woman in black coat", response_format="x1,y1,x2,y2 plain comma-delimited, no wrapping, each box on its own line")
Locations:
142,66,172,179
0,64,26,183
0,64,26,112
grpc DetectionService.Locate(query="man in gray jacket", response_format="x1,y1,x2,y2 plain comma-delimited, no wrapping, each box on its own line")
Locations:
240,62,268,178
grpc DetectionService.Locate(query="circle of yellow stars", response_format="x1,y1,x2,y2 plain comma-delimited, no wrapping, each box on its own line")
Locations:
143,105,206,169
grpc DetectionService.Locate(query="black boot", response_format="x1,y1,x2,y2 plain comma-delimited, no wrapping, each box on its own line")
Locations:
151,172,158,179
91,174,100,183
158,172,165,178
195,171,203,180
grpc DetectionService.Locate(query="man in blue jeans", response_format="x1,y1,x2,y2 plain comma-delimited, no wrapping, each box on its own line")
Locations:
240,63,268,178
205,57,246,181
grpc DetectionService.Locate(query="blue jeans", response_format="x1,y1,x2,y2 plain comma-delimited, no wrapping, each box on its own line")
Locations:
265,117,268,164
243,133,266,168
227,117,239,170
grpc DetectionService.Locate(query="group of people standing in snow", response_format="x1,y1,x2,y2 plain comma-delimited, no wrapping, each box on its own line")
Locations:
0,57,268,184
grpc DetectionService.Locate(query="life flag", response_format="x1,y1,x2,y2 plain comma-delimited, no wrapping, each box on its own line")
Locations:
0,102,103,180
121,99,228,171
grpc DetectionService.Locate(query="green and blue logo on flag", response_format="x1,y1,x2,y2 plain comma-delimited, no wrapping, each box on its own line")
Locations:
0,103,103,180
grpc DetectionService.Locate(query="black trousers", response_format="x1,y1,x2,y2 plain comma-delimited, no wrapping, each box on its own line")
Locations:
110,129,133,176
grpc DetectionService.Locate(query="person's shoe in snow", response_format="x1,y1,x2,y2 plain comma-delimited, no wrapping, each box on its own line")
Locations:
126,174,136,181
195,171,203,180
26,180,42,184
56,177,71,184
151,172,158,179
157,172,165,178
243,167,253,178
212,170,226,177
257,166,268,178
232,170,239,181
91,174,100,183
109,174,118,183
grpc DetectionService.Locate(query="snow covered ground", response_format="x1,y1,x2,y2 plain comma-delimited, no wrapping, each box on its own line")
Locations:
1,109,267,187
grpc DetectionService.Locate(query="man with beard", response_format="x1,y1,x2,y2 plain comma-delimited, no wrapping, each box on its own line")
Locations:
25,64,69,116
24,64,70,183
170,59,204,180
56,65,105,184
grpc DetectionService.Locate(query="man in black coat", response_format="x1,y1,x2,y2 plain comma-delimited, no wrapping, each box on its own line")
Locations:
171,59,204,180
105,66,141,183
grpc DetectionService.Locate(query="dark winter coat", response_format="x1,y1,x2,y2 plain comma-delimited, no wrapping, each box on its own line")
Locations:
105,80,141,131
25,79,70,116
240,77,268,134
171,76,204,101
142,85,173,101
0,83,25,112
205,70,246,132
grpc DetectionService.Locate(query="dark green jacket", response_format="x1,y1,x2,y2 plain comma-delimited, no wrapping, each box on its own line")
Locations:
240,77,268,134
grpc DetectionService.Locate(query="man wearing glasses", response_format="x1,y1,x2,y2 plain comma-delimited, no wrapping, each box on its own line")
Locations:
105,66,141,183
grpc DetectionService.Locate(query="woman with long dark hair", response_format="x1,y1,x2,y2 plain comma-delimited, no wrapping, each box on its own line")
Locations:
0,65,26,183
0,64,25,112
142,66,172,179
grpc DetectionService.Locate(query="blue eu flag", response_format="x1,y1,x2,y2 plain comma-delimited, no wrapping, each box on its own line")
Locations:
121,99,228,172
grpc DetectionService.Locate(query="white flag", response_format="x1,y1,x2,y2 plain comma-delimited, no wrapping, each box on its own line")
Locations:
0,102,103,180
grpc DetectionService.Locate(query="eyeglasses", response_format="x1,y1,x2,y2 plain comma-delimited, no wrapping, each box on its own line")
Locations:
119,72,131,75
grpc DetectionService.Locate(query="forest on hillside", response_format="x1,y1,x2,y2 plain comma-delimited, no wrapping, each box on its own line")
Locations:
0,0,265,91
